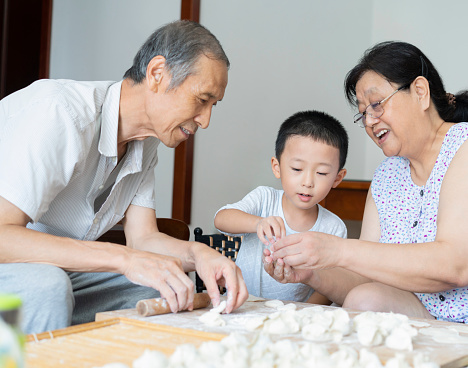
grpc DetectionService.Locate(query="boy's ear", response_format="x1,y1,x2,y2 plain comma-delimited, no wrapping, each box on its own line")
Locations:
271,157,281,179
332,168,347,188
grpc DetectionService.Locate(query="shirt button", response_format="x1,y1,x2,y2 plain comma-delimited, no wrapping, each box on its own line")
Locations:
412,221,418,228
93,219,99,224
439,294,445,301
98,185,104,190
420,189,424,196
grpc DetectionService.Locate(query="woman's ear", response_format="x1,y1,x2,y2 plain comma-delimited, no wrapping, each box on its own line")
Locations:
413,76,431,111
332,168,347,188
146,56,166,92
271,156,281,179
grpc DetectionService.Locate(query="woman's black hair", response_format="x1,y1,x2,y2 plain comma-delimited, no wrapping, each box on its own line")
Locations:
344,41,468,122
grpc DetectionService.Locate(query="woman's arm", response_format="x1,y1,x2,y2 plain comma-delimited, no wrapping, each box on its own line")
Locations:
272,141,468,292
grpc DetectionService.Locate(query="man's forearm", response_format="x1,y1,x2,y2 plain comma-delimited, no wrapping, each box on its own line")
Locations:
0,224,129,273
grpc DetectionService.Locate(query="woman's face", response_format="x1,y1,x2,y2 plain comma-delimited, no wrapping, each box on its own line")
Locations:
355,70,417,158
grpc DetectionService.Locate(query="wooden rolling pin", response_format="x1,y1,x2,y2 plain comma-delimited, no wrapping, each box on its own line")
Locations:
136,292,211,317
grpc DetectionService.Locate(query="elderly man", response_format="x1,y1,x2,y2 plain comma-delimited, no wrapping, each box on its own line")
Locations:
0,20,247,334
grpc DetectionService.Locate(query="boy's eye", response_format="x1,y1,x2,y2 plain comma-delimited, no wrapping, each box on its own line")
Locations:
318,172,328,176
291,167,301,172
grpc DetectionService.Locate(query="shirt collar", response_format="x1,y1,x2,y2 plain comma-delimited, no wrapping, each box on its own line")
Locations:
99,81,122,157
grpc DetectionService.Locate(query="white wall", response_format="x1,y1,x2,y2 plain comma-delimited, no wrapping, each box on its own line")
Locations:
49,0,468,236
49,0,179,219
194,0,373,233
362,1,468,178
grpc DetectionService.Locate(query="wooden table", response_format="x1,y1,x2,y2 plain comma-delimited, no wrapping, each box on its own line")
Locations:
26,299,468,367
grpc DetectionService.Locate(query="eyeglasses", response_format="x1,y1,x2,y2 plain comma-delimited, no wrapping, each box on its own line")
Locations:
353,84,409,128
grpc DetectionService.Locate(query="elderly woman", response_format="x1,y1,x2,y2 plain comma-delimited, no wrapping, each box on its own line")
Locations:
264,41,468,322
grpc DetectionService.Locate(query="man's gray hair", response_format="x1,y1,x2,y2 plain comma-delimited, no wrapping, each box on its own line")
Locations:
123,20,229,90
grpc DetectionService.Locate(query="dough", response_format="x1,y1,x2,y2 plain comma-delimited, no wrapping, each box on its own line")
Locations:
244,315,267,331
353,311,417,350
246,294,265,302
198,310,226,327
210,300,227,314
264,299,284,308
198,300,227,326
276,303,297,311
133,350,168,368
98,329,439,368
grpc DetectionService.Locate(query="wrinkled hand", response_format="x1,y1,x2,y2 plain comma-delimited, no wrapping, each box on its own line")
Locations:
194,243,248,313
256,216,286,246
263,247,314,284
270,231,341,270
124,249,195,313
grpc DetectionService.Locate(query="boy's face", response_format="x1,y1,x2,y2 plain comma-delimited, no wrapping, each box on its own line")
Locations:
271,136,346,212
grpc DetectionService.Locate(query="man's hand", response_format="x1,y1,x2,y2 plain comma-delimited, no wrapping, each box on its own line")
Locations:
192,242,248,313
256,216,286,246
123,248,195,313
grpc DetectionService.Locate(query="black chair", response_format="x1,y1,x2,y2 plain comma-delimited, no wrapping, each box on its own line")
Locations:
193,227,242,293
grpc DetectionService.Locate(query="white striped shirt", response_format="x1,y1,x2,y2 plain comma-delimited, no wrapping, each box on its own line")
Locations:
0,79,159,240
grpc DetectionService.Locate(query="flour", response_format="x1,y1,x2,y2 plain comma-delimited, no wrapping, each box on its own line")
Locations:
419,326,468,344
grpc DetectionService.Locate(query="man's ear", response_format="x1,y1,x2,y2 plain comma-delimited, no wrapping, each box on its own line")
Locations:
332,168,347,188
413,76,431,111
271,156,281,179
146,55,166,92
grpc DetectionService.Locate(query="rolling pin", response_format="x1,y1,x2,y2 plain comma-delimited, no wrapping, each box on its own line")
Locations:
136,292,211,317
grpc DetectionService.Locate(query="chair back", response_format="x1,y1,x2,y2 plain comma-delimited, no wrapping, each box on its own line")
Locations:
96,218,190,244
193,227,242,293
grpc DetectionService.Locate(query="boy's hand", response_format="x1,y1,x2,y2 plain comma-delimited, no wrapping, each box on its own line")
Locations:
256,216,286,246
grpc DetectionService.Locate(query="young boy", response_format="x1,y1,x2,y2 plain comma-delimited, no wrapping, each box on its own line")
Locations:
214,110,348,304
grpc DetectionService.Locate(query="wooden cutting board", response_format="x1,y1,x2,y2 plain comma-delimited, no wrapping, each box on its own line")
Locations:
26,317,226,368
94,301,468,367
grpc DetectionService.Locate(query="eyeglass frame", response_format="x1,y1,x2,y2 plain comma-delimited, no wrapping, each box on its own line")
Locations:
353,82,411,128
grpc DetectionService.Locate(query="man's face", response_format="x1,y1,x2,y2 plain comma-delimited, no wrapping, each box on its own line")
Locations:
147,55,228,148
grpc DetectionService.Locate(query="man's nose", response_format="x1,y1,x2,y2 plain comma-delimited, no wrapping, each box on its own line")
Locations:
195,106,212,130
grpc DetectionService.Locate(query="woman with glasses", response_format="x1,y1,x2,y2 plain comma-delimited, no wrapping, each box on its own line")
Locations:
264,41,468,323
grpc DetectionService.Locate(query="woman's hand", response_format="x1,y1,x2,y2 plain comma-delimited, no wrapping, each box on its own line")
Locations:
256,216,286,246
263,247,314,284
270,231,342,270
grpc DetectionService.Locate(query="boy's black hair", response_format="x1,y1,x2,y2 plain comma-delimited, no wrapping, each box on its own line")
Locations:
275,110,348,170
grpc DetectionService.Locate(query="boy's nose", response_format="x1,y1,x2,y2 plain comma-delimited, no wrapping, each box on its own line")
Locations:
302,174,314,187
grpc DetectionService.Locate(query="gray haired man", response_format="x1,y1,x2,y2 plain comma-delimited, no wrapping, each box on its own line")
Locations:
0,20,247,334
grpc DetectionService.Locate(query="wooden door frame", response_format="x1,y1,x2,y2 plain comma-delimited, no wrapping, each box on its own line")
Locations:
172,0,200,224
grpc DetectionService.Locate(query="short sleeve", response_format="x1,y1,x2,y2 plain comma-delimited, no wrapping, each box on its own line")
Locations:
131,151,158,210
0,94,91,221
215,186,277,236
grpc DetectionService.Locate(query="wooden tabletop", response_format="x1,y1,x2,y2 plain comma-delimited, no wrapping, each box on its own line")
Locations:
26,298,468,367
